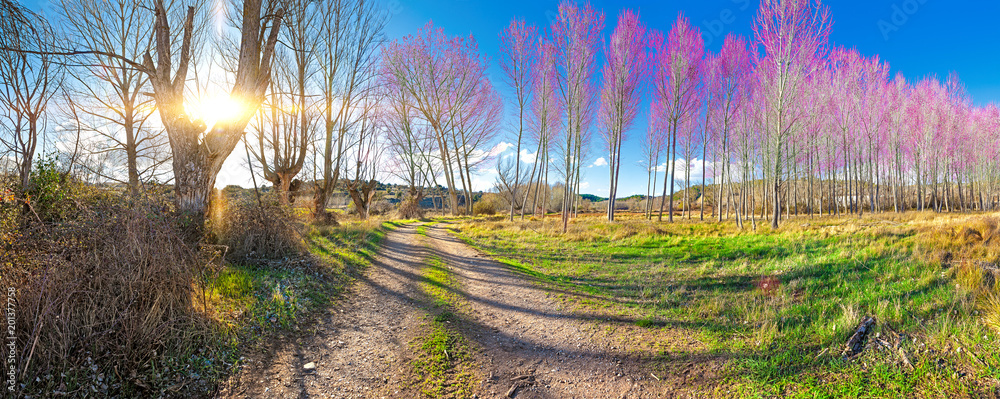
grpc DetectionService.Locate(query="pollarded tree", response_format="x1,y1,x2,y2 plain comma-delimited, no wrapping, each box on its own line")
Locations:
550,0,604,232
121,0,285,230
652,14,704,223
598,9,648,221
498,19,538,221
342,94,383,219
313,0,387,222
250,0,320,205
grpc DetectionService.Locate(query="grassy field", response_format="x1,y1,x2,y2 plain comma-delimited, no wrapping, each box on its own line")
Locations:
451,212,1000,398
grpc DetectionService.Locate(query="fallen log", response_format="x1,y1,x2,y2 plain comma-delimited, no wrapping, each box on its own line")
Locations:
842,316,876,359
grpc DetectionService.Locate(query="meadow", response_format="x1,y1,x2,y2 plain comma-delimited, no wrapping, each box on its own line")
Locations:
451,212,1000,397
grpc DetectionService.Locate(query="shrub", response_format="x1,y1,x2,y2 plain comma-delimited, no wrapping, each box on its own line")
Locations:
217,195,304,264
473,193,506,216
370,199,393,216
4,196,204,396
397,196,425,219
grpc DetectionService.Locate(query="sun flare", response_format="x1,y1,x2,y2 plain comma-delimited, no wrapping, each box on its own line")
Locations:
186,95,245,126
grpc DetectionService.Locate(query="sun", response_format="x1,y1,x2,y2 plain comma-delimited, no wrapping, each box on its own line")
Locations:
186,95,245,126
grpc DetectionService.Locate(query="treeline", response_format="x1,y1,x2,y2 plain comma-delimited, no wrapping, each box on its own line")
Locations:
489,0,1000,231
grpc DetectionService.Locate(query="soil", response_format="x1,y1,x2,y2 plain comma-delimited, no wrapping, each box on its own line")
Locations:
217,222,722,398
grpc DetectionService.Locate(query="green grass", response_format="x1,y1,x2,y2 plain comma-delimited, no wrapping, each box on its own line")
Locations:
409,224,476,398
452,216,1000,398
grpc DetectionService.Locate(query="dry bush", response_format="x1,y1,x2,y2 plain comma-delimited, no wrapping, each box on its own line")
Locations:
370,199,393,216
217,195,304,264
3,195,204,395
397,196,425,219
473,193,506,216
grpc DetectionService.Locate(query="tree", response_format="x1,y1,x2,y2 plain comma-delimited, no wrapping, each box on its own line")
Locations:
57,0,169,195
381,22,494,215
343,95,383,219
382,80,433,208
249,0,319,205
0,15,61,189
652,14,703,223
449,76,504,215
641,99,666,219
498,19,538,221
550,0,604,232
523,39,561,218
709,34,751,223
598,9,647,221
752,0,831,228
313,0,386,222
133,0,284,230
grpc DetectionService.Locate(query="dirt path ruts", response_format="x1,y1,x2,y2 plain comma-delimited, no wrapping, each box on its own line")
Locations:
219,223,673,398
423,223,662,398
217,225,429,399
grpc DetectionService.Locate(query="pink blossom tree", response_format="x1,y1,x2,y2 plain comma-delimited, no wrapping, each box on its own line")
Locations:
498,19,538,220
598,9,648,221
523,39,562,217
381,22,493,215
709,34,752,222
550,0,604,232
752,0,831,228
641,98,666,219
652,14,704,223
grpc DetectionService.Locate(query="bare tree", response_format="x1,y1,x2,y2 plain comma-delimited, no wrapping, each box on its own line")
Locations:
343,96,383,219
249,0,319,205
383,82,432,206
312,0,386,222
0,17,62,189
0,0,34,46
57,0,170,194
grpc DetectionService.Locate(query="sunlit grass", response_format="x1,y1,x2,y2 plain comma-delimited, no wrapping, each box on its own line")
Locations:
190,221,391,385
452,212,1000,398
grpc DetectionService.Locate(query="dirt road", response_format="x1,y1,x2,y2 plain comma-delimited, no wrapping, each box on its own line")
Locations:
219,223,674,398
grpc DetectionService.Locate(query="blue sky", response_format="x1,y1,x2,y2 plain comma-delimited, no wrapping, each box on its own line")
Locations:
25,0,1000,195
385,0,1000,197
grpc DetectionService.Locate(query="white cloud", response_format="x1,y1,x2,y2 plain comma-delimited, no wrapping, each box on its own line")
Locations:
580,181,591,190
491,141,515,156
591,157,608,167
519,149,537,164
